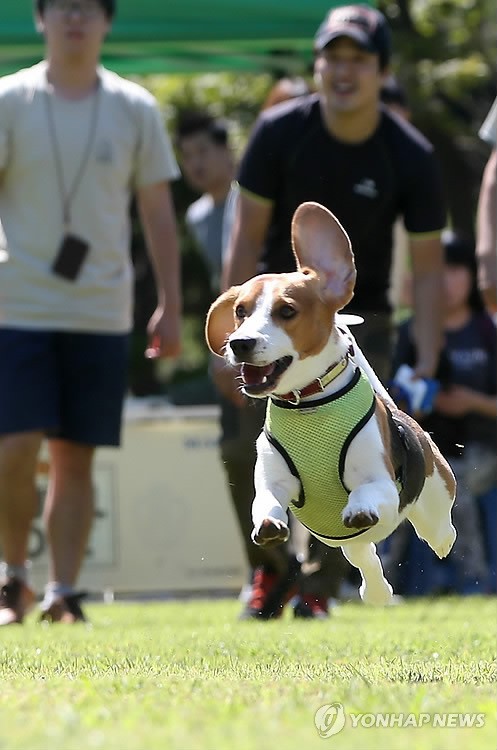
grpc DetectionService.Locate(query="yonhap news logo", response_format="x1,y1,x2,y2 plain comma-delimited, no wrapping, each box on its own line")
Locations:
314,703,347,738
314,703,485,737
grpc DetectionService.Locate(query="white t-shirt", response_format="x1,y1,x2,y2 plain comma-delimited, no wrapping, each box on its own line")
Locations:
478,97,497,301
479,97,497,146
0,62,180,332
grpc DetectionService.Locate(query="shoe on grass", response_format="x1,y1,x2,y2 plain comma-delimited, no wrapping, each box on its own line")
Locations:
0,577,35,626
239,557,301,620
293,593,330,619
39,592,88,624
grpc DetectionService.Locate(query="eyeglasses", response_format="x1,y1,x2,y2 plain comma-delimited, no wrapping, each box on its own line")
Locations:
49,0,103,18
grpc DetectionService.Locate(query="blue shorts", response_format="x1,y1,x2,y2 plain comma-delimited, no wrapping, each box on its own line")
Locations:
0,329,130,446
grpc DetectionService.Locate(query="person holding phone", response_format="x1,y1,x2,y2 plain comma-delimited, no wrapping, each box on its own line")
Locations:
0,0,182,625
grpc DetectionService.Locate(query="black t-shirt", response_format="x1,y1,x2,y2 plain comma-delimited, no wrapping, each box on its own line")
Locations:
238,94,446,312
392,313,497,457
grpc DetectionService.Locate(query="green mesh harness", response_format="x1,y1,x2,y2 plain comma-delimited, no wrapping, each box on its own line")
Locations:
265,367,377,541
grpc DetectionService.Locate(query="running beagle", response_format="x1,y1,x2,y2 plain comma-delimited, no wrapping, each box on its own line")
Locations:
206,202,456,605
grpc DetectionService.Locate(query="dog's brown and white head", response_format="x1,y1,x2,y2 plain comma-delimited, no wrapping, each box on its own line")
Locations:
205,202,356,398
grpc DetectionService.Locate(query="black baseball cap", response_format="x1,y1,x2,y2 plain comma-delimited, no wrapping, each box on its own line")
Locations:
314,5,391,69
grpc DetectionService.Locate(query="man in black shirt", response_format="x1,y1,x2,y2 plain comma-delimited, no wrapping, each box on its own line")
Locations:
221,5,447,618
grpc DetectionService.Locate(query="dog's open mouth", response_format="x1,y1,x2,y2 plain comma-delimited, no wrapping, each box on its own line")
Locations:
240,356,293,395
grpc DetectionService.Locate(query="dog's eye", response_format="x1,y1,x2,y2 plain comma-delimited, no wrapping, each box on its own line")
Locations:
278,304,297,320
235,304,246,320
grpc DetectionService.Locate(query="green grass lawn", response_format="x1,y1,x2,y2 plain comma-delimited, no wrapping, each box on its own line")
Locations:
0,596,495,750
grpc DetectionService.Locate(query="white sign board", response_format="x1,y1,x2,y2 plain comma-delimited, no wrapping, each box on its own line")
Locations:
28,404,248,596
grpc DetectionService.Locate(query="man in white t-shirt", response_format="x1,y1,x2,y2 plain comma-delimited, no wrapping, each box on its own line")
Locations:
476,97,497,315
0,0,182,625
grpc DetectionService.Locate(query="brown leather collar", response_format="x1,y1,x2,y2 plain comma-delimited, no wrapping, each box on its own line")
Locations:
274,354,350,405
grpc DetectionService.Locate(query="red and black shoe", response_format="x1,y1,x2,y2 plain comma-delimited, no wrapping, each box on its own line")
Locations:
293,593,330,619
240,557,301,620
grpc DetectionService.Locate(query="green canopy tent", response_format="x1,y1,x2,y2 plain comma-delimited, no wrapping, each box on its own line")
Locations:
0,1,371,76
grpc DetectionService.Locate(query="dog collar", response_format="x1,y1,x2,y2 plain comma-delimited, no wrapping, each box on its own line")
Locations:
274,354,350,405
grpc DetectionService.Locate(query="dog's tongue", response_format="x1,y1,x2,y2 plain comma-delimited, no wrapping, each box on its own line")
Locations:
241,362,275,386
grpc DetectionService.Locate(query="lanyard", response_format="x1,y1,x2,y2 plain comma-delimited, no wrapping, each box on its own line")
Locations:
44,78,101,231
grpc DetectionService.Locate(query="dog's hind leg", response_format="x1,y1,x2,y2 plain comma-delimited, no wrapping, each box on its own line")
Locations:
405,470,456,559
341,541,394,606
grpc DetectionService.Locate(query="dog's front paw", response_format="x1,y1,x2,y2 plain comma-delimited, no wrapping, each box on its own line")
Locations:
252,518,290,547
343,509,379,529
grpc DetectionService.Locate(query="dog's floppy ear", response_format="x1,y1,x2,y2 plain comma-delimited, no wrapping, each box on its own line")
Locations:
205,286,241,356
291,201,356,309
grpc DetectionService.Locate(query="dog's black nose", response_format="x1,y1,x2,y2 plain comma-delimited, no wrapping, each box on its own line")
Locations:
230,337,256,359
